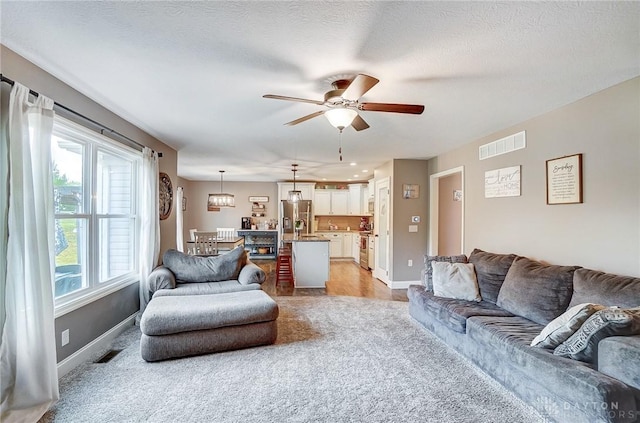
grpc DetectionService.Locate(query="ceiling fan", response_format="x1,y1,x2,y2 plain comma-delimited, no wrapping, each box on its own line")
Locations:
263,74,425,132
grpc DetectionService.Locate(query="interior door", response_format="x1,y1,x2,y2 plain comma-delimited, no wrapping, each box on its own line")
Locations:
373,177,390,284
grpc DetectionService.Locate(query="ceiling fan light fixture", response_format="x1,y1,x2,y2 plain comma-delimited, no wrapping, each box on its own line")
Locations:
208,170,235,207
325,108,358,130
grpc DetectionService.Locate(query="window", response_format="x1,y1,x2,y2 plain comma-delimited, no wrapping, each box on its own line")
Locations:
52,116,140,313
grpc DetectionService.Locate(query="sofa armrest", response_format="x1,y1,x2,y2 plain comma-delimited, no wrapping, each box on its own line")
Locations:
598,335,640,390
238,261,266,285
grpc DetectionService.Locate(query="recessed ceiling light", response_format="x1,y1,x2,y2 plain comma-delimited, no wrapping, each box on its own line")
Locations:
362,169,368,173
354,174,359,178
350,162,356,166
347,178,352,181
322,178,327,181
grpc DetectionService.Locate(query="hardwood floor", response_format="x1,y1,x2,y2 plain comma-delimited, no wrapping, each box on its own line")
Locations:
254,259,409,302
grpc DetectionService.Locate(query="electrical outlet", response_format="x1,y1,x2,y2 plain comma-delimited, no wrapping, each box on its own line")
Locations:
408,259,413,267
61,329,69,346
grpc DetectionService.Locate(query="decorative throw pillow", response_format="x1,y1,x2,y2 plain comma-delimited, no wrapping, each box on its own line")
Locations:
496,257,579,326
531,303,605,348
432,262,482,302
422,254,467,290
468,249,517,304
554,307,640,363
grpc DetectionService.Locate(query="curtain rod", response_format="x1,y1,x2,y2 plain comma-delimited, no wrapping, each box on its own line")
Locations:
1,74,162,157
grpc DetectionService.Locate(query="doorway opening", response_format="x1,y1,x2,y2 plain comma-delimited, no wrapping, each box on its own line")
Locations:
428,166,464,256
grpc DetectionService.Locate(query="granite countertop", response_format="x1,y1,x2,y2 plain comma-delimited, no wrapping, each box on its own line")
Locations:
282,233,330,242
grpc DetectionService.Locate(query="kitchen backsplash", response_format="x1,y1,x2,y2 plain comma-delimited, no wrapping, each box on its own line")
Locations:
315,216,366,232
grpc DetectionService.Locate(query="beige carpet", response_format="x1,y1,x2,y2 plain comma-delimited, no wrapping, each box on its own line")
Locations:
39,296,542,422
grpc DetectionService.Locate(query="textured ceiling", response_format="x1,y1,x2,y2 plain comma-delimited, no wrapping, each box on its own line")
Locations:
2,1,639,182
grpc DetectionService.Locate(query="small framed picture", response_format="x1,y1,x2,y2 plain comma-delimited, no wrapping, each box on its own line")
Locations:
402,184,419,199
249,196,269,203
453,190,462,202
182,196,187,211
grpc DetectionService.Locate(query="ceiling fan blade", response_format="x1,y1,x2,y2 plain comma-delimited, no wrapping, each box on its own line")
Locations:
359,102,425,114
351,114,370,131
263,94,325,106
342,74,380,100
284,110,325,126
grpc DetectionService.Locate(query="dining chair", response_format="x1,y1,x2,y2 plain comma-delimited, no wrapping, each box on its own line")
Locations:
193,231,219,256
216,228,236,252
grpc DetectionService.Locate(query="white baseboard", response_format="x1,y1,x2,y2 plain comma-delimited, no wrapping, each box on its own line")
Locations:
388,280,418,290
57,313,137,378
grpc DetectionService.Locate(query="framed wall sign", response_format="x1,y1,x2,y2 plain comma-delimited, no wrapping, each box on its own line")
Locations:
402,184,419,199
546,154,583,205
484,166,521,198
249,196,269,203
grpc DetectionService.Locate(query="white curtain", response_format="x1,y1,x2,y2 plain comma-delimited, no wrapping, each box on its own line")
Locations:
137,147,159,323
0,83,59,422
176,186,184,252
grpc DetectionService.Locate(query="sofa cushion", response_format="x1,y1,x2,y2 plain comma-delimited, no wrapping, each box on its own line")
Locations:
597,335,640,390
554,307,640,363
423,254,467,290
409,286,513,333
162,246,247,283
153,280,261,298
569,268,640,309
531,303,605,349
432,262,481,302
468,249,517,304
496,257,579,326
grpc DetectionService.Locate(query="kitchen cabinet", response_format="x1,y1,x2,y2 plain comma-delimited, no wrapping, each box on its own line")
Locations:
352,234,360,263
348,183,370,215
326,233,343,257
314,189,349,215
342,233,353,258
237,230,278,259
277,182,315,203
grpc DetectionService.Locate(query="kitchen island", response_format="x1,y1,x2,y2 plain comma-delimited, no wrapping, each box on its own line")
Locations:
282,234,330,288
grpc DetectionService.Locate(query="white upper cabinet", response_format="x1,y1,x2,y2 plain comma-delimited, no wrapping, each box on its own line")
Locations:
277,182,315,203
348,183,370,215
314,189,349,215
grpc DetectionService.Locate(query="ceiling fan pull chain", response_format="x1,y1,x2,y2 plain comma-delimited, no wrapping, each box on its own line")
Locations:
338,129,343,161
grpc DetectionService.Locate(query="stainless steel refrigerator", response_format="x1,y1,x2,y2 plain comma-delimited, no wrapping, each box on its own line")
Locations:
281,200,312,234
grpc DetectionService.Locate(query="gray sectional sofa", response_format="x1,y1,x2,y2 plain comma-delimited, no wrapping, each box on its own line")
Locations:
408,249,640,423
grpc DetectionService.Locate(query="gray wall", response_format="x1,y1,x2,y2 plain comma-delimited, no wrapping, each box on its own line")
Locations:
1,45,179,362
429,77,640,277
438,172,462,255
391,159,429,281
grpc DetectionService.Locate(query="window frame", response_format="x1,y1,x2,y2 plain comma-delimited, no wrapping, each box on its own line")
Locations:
52,116,141,317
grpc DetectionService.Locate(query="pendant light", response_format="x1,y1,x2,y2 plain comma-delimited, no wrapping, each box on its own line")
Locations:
288,164,302,203
208,170,235,207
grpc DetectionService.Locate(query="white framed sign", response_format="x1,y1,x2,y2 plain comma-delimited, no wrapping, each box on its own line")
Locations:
484,166,521,198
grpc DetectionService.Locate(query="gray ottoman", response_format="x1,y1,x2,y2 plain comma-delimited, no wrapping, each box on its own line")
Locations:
140,290,278,361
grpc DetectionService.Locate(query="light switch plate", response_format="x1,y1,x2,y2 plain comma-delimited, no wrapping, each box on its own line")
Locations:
411,216,420,223
409,225,418,233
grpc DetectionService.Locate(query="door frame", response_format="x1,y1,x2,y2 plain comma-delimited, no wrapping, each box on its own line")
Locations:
373,177,391,285
428,166,465,255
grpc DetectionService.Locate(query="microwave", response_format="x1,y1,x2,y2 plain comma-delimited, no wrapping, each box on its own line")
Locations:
367,197,374,213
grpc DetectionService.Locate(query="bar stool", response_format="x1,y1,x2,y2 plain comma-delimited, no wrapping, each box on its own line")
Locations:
275,246,294,286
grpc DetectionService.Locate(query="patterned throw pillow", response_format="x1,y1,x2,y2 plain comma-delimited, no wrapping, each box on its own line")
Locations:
432,262,482,302
531,303,605,348
554,307,640,363
422,254,467,290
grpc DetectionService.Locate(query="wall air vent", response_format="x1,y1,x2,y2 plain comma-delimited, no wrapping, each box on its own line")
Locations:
479,131,526,160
